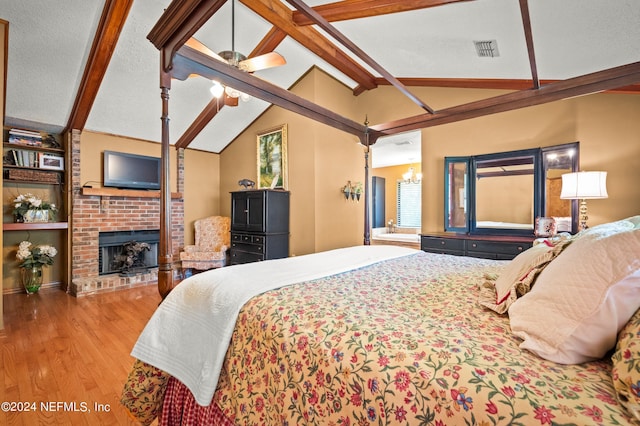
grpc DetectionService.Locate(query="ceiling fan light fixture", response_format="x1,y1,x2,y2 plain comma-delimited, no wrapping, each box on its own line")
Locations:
210,81,224,98
225,85,240,98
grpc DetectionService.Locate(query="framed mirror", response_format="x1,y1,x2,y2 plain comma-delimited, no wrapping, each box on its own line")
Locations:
444,143,579,236
542,142,579,234
471,148,540,236
444,157,469,233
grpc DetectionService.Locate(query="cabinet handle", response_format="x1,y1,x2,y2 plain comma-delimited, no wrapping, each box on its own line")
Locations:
472,243,477,248
440,241,445,245
517,246,523,251
244,209,248,213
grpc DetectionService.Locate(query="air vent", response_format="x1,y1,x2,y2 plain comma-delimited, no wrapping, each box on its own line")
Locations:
394,141,412,146
474,40,499,58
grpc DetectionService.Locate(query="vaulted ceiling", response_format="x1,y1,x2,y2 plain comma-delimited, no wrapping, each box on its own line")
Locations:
2,0,639,155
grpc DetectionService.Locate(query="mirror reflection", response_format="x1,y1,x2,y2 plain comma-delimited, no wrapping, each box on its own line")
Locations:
475,155,535,231
542,143,579,232
444,142,579,236
445,160,467,230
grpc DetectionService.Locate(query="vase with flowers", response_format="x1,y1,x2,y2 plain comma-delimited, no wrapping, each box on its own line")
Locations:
16,241,57,294
12,193,57,223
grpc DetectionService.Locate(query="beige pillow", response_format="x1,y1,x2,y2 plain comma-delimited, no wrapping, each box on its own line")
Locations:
478,239,570,314
611,307,640,422
509,217,640,364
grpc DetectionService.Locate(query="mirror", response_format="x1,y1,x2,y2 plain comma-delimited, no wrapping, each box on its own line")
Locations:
444,157,468,232
542,142,579,233
445,143,579,236
472,149,539,235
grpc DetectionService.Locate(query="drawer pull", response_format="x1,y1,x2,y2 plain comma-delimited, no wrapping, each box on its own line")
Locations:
441,241,445,245
517,246,523,251
472,243,477,248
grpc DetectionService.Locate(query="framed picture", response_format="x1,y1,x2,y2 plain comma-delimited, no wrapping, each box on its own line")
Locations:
257,124,288,189
39,153,64,170
534,216,557,238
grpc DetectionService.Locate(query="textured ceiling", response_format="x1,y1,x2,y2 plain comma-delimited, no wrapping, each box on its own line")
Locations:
2,0,639,164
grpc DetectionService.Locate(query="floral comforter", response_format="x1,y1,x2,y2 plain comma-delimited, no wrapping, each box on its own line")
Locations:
123,251,635,425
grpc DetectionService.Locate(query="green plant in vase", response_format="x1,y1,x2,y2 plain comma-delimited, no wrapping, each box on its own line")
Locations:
16,241,57,294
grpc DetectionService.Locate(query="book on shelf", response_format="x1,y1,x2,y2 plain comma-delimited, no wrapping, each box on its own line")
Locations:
6,149,41,168
8,128,43,146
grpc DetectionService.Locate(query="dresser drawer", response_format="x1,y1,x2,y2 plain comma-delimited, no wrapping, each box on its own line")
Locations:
421,236,465,252
466,239,530,257
230,250,264,265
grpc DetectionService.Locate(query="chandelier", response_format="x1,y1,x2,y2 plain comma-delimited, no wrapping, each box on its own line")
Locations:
402,167,422,183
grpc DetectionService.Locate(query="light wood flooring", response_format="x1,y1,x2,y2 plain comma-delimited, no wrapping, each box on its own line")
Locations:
1,284,161,425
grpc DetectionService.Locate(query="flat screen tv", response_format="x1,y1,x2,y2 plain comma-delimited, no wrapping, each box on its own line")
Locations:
103,150,161,190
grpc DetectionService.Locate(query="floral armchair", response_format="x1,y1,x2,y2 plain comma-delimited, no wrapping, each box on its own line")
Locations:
179,216,231,271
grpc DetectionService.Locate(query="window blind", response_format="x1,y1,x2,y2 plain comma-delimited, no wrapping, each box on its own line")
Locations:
397,181,421,227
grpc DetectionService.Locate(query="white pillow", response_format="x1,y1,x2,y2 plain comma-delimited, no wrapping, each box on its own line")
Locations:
508,217,640,364
478,239,569,314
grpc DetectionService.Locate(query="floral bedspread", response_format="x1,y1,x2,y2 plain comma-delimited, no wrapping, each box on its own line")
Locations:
123,251,635,425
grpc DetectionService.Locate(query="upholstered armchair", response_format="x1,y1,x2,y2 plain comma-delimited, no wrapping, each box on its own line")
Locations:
180,216,231,271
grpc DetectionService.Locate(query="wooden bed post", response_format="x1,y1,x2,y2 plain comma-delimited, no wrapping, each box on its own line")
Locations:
158,70,174,299
363,125,371,246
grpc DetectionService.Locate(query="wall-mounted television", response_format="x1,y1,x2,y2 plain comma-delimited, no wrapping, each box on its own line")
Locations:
103,150,161,190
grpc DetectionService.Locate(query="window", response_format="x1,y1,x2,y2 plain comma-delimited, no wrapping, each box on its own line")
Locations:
397,181,421,227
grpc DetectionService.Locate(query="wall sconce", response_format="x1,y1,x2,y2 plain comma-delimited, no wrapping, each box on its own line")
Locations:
560,171,608,231
402,167,422,184
341,181,362,201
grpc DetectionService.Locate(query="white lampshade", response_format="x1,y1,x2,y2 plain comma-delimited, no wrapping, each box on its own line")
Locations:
560,171,608,200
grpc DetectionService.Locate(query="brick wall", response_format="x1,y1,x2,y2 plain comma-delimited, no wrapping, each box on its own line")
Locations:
69,130,184,296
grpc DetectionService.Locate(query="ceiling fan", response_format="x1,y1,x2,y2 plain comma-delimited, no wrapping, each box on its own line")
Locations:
185,0,286,105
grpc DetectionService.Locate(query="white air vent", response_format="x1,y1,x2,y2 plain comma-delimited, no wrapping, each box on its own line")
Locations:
394,141,412,146
474,40,499,57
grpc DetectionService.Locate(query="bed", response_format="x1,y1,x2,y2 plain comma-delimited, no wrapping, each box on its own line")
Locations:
122,217,640,425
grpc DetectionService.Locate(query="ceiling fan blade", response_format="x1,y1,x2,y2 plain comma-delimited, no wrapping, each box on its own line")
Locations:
185,37,225,62
238,52,286,73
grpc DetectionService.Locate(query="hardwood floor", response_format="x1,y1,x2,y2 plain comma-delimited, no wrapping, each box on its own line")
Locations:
1,284,162,425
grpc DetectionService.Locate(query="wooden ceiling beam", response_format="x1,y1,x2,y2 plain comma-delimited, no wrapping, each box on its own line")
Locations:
292,0,471,25
366,77,640,94
370,62,640,135
175,95,227,149
285,0,434,113
249,27,287,57
66,0,134,132
173,44,369,139
518,0,539,89
240,0,377,90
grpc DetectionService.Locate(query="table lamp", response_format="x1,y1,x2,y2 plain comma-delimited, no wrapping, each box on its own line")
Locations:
560,171,608,231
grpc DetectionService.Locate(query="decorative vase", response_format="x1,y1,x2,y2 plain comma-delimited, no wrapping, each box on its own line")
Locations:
21,265,43,294
23,209,50,223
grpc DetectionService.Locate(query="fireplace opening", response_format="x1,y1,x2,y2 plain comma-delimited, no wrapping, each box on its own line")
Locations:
98,230,159,275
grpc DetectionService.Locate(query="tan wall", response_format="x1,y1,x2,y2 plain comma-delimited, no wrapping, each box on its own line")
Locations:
220,68,365,255
80,131,221,247
357,85,640,232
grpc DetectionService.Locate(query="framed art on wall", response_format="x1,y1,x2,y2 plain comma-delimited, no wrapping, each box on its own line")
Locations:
39,153,64,170
257,124,288,189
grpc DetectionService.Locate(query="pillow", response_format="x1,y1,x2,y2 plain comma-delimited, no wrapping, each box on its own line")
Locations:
478,238,570,314
508,216,640,364
611,307,640,422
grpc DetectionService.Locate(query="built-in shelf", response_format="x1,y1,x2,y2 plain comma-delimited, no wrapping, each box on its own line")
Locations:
81,187,183,199
3,222,69,231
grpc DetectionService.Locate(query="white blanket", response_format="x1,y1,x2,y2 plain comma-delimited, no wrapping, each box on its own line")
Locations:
131,245,418,406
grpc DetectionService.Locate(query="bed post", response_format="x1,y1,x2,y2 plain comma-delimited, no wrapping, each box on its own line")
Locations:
158,70,174,299
363,126,371,246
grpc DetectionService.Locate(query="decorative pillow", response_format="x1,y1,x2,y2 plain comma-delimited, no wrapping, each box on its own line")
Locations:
478,238,571,314
508,216,640,364
611,307,640,422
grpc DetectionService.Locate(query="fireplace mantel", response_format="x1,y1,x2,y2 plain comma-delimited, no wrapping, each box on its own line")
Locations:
81,187,182,199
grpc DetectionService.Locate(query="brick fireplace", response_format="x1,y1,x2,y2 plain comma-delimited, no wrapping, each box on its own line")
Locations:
68,130,185,296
